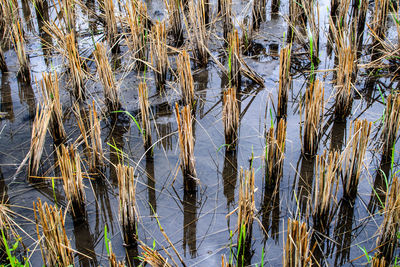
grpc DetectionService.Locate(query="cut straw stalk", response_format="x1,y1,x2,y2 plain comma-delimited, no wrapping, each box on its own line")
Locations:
300,79,324,156
65,33,85,100
187,0,209,67
335,45,354,120
11,20,30,83
40,72,66,144
150,20,168,91
228,30,241,89
376,175,400,263
28,103,52,178
265,118,286,187
94,42,120,111
165,0,183,47
117,164,137,245
57,144,86,217
283,219,312,267
277,45,291,119
138,82,152,150
34,199,74,266
342,119,371,200
177,50,195,107
313,150,340,231
223,87,239,150
126,0,148,70
380,93,400,161
175,103,197,185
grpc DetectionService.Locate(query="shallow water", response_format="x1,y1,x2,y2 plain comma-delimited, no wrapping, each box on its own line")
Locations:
0,0,399,265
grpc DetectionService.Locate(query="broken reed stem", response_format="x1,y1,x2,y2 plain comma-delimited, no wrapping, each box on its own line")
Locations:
126,0,148,70
342,119,371,200
335,45,354,120
187,0,209,67
228,30,241,90
34,199,74,266
40,72,67,144
140,243,172,267
376,175,400,263
103,0,119,52
300,79,324,156
175,103,197,183
117,164,137,245
313,150,340,231
66,33,85,100
138,82,152,150
165,0,183,47
28,103,52,178
265,118,286,187
283,219,312,267
89,101,104,170
0,46,7,73
252,0,266,31
277,45,291,119
223,87,239,151
11,20,30,83
94,42,121,111
380,93,400,161
57,144,86,217
221,0,232,42
150,20,168,91
372,0,389,42
177,50,195,107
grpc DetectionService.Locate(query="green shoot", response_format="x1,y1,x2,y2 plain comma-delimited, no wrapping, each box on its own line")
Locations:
357,245,371,263
112,110,143,135
104,225,110,256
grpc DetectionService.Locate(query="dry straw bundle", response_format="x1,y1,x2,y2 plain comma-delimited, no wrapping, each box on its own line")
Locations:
223,87,239,151
187,0,209,67
150,20,168,91
380,93,400,161
177,50,195,107
228,30,241,90
265,119,286,187
283,219,312,267
277,45,291,119
165,0,183,46
11,20,30,83
138,82,152,150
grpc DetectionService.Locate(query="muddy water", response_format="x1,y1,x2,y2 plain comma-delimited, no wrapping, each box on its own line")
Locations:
0,0,398,265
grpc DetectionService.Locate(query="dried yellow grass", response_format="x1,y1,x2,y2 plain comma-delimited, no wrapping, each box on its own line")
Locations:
300,79,324,156
283,219,312,267
177,50,195,107
150,20,168,91
34,199,74,266
94,42,120,111
277,45,291,119
138,82,152,150
223,87,239,151
265,118,286,187
342,119,371,199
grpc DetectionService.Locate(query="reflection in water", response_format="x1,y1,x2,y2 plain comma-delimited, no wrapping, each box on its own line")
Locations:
368,161,390,214
193,68,208,119
36,0,52,67
85,0,97,34
73,217,98,267
330,120,346,152
146,155,156,215
261,185,280,242
310,227,328,266
333,199,354,266
155,103,173,151
18,78,36,121
125,242,140,267
222,150,237,208
93,178,115,239
21,0,33,32
183,188,197,258
297,156,315,218
1,74,14,122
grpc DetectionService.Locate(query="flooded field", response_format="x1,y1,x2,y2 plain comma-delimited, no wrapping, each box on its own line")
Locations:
0,0,399,265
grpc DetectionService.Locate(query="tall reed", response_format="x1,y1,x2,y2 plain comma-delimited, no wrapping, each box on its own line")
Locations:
223,87,239,151
34,199,74,266
117,164,137,245
40,72,66,144
334,44,354,120
277,45,291,119
138,82,152,150
103,0,119,53
177,50,195,107
342,119,371,200
228,30,241,89
380,93,400,161
283,219,312,267
94,42,121,111
66,33,85,100
265,118,286,187
187,0,209,67
11,20,30,83
313,150,340,231
57,144,86,217
126,0,148,70
28,104,52,178
165,0,183,46
376,175,400,263
300,79,324,156
0,46,7,73
150,20,168,91
175,103,197,186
